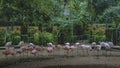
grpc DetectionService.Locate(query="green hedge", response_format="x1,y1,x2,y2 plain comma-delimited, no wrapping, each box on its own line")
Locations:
0,30,6,45
34,32,57,46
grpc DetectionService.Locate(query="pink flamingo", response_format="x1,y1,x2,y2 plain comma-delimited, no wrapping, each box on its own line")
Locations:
16,49,23,55
56,44,63,55
47,42,56,49
31,49,38,56
70,45,76,51
56,45,63,49
34,45,43,56
9,50,17,56
2,50,10,58
46,47,54,56
63,45,71,55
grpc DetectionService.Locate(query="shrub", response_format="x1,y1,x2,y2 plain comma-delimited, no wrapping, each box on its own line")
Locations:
33,32,40,44
34,32,56,46
6,30,21,45
58,24,73,44
0,30,6,45
12,35,21,45
93,35,106,42
92,30,106,43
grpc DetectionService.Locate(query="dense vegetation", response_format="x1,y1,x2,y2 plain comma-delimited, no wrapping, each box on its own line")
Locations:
0,0,120,45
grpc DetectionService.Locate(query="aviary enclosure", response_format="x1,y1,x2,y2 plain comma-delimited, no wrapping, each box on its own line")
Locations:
0,0,120,68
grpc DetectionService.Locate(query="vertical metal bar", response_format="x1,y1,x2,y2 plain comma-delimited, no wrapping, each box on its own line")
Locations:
116,28,117,45
90,0,93,43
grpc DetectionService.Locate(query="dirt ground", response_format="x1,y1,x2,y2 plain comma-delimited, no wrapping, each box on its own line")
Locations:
0,49,120,68
1,56,120,68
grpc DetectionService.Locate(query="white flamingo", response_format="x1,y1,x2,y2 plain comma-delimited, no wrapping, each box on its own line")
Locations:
80,44,92,56
18,41,24,46
5,41,12,49
100,42,113,56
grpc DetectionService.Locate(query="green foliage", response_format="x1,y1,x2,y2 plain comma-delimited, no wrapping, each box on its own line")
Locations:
12,35,21,45
28,27,38,43
0,30,6,45
91,0,119,15
38,32,56,46
0,0,120,44
6,30,21,45
33,32,40,44
102,6,120,26
93,35,106,42
57,23,74,44
0,30,5,38
91,24,106,42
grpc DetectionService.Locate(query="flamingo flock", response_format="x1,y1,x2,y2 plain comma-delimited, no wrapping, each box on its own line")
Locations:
1,41,114,58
